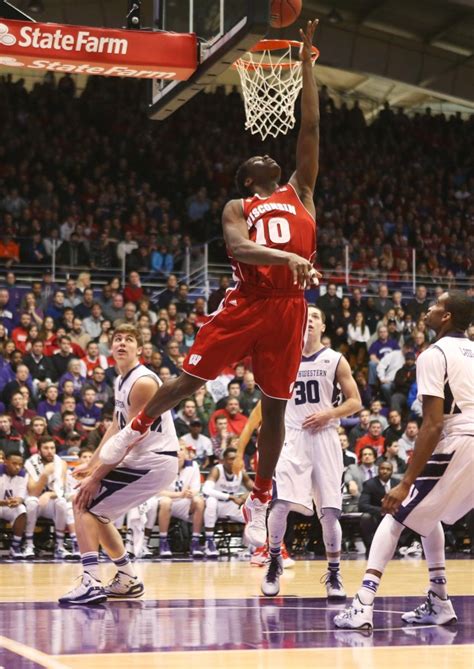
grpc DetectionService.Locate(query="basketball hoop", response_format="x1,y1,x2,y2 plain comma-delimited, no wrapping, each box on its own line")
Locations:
233,39,319,141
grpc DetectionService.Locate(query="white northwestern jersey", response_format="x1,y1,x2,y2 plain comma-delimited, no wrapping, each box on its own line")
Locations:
24,453,65,497
214,464,243,495
114,363,178,463
416,335,474,438
286,347,342,430
0,464,27,500
171,460,201,493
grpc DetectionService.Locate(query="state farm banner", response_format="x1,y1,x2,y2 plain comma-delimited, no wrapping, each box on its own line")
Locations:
0,19,197,80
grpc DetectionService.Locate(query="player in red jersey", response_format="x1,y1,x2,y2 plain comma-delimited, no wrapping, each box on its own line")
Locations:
75,20,321,546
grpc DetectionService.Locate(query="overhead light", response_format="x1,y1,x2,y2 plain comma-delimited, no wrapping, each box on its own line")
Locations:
328,8,343,24
27,0,45,13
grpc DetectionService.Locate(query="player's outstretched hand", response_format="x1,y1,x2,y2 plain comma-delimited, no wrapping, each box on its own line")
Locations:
287,253,314,288
382,481,411,515
299,19,319,62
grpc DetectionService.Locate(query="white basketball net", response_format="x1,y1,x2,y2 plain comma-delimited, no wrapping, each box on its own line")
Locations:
234,43,312,141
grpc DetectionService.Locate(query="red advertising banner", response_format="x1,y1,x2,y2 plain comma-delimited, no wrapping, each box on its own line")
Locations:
0,19,198,80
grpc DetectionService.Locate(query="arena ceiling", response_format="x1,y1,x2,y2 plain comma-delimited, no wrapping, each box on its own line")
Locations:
2,0,474,117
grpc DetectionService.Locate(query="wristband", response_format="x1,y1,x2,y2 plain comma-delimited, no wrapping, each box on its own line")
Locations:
131,410,155,434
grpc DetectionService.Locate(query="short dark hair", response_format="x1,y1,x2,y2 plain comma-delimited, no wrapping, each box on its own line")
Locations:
223,447,237,459
445,291,473,331
359,446,377,462
78,447,94,457
235,160,253,197
6,450,23,460
38,435,55,448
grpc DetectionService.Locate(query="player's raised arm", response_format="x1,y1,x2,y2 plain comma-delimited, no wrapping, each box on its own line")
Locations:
222,200,313,287
289,19,320,214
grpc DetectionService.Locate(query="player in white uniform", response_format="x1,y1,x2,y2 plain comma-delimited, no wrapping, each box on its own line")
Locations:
335,291,474,629
0,451,38,559
156,442,204,558
261,305,362,597
203,447,254,557
25,436,78,559
59,324,179,605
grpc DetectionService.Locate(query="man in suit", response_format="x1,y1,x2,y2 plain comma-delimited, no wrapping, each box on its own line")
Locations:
344,446,378,498
358,461,397,555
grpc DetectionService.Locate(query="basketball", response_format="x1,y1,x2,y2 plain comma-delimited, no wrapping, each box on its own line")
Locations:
270,0,303,28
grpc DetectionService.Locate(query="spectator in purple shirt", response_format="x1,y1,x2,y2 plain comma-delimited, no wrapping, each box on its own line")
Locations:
37,385,62,422
75,388,101,431
368,324,399,387
59,359,86,399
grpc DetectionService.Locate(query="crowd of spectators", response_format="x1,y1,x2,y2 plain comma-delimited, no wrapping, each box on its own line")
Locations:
0,75,472,286
0,73,473,556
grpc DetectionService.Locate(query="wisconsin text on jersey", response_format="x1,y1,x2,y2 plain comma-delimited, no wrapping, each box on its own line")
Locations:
245,201,297,225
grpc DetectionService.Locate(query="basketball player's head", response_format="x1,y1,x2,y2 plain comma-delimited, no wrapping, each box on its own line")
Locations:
235,155,281,197
425,291,473,335
222,447,237,474
178,442,188,468
5,451,23,477
112,324,143,367
306,305,326,341
38,436,56,463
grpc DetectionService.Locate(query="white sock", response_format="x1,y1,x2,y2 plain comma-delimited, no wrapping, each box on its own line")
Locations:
357,514,404,605
357,572,380,605
113,551,136,578
81,552,100,581
267,501,290,556
422,522,448,599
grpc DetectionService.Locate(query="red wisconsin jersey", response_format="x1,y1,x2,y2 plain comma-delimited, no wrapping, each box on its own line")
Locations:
232,183,316,291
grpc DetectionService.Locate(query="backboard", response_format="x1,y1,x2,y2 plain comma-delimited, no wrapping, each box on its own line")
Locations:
149,0,270,120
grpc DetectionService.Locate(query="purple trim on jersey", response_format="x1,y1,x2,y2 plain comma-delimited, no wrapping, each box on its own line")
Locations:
302,347,327,363
118,363,141,391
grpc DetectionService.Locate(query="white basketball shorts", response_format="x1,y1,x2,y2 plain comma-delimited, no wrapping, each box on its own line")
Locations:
395,434,474,536
88,453,178,523
274,426,344,516
0,504,26,523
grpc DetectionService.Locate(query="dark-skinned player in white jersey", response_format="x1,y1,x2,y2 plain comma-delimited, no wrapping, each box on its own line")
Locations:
335,291,474,630
93,20,322,547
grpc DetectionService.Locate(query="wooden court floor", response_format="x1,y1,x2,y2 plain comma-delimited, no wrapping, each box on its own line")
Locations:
0,557,472,669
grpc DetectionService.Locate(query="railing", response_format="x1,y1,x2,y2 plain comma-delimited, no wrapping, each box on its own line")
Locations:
0,239,471,303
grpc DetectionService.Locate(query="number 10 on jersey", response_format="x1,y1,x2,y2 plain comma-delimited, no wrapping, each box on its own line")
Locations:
255,217,291,246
